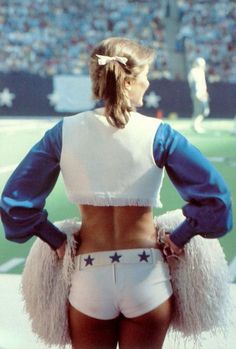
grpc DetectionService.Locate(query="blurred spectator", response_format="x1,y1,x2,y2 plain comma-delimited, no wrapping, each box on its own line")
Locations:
188,57,210,133
0,0,172,79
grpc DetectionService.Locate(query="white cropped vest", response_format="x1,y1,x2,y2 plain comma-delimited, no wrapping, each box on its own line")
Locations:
60,110,164,207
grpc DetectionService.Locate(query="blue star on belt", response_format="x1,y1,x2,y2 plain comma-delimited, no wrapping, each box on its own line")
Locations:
138,250,150,262
109,252,122,263
84,254,94,266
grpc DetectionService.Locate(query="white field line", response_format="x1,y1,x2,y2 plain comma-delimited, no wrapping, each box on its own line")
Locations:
0,118,60,133
208,157,225,162
208,157,236,167
0,164,17,174
0,258,25,273
0,124,53,133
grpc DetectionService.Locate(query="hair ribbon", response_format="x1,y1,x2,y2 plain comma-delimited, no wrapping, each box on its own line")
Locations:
96,54,128,66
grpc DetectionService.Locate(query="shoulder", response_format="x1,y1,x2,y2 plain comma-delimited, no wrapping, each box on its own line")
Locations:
39,120,64,159
63,111,94,125
153,122,182,165
62,111,98,135
131,111,162,128
153,122,187,150
46,119,63,138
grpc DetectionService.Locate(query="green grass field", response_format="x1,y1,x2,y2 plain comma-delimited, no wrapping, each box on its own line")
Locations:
0,117,235,274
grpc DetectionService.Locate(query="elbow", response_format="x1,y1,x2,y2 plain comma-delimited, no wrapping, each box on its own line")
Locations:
0,207,34,244
216,221,232,238
223,195,233,233
200,218,233,240
196,197,233,239
214,200,233,237
215,178,233,233
5,232,30,245
2,213,32,244
215,186,233,235
222,206,233,235
3,221,33,245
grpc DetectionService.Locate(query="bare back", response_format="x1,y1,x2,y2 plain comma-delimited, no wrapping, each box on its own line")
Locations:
77,205,157,254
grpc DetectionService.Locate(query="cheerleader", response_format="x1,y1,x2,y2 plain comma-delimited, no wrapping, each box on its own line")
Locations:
0,37,232,349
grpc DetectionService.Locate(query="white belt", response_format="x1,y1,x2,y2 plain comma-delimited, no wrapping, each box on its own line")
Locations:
77,248,164,269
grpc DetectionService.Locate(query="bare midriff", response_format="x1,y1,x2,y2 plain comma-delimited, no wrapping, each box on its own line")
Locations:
76,205,160,254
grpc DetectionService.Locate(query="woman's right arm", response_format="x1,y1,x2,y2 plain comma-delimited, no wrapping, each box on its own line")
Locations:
0,120,67,250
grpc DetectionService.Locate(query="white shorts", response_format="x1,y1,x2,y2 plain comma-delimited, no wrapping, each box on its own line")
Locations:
68,248,173,320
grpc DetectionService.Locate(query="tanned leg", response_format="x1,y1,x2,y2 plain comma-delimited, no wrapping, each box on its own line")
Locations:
68,304,119,349
118,296,173,349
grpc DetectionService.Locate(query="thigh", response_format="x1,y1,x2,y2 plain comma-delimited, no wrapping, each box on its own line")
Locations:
68,303,119,349
119,296,174,349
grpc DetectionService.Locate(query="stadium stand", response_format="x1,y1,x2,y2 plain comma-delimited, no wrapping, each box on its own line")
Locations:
176,0,236,82
0,0,172,79
1,1,236,117
1,0,236,83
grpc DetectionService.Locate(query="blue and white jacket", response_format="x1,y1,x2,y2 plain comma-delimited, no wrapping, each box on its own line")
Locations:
0,111,233,250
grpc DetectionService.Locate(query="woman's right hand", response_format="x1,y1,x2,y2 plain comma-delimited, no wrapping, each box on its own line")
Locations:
56,240,67,259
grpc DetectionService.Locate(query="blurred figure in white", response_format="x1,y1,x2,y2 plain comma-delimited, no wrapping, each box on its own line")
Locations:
188,57,210,133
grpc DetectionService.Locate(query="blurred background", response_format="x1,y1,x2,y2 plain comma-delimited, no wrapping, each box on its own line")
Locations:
0,0,236,117
0,0,236,348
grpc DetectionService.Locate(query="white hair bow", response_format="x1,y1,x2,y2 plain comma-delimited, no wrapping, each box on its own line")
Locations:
96,54,128,66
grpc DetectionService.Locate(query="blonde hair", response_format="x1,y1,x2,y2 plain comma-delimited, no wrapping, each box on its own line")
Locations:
89,37,155,128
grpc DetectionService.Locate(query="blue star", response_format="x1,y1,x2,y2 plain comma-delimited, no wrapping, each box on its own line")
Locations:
138,250,150,262
109,252,122,263
84,255,94,266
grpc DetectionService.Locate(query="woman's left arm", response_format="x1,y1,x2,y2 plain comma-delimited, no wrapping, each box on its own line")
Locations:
153,123,233,248
0,120,67,250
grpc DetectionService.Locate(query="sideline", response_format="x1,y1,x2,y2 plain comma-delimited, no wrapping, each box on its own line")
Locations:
0,117,60,131
0,258,25,273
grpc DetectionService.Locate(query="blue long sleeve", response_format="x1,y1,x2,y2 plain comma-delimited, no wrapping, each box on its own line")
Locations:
0,120,67,250
153,123,233,247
